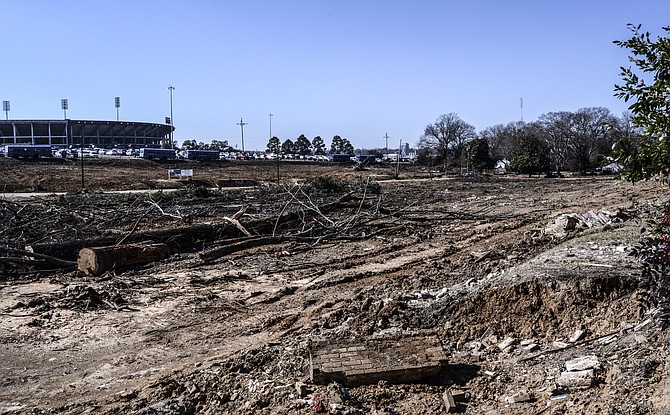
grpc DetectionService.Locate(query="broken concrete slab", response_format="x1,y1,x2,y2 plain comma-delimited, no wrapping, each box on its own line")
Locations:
310,334,447,386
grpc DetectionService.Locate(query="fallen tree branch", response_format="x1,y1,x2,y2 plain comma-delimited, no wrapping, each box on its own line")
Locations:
223,206,252,236
199,235,323,263
0,246,77,268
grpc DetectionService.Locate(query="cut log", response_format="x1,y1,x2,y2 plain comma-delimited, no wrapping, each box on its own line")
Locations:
77,243,170,276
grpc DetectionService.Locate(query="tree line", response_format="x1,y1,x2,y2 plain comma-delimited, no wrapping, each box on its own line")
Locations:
178,135,356,156
266,135,355,156
417,108,640,175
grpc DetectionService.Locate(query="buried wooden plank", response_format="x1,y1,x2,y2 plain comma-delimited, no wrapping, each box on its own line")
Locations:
310,334,448,386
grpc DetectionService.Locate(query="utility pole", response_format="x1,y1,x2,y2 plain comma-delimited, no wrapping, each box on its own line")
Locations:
268,113,273,140
520,97,523,123
237,118,247,152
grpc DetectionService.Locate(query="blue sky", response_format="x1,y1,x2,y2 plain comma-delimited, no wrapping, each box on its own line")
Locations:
2,1,668,151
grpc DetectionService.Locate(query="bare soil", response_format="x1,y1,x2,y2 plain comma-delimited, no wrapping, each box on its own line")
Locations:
1,158,669,414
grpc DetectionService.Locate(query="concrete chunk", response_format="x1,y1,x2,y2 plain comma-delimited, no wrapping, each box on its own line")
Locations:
443,390,457,413
506,393,532,404
497,337,517,351
569,330,585,343
565,355,600,372
557,369,594,388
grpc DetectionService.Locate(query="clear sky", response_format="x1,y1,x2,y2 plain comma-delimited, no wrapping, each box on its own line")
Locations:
2,1,668,151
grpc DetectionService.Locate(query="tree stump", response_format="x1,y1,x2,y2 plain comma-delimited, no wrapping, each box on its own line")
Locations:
77,243,170,276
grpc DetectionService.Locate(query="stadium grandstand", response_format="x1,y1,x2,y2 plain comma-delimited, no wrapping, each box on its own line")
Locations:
0,119,174,148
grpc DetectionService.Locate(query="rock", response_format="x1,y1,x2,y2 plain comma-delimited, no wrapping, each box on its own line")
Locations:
557,369,594,388
565,355,600,372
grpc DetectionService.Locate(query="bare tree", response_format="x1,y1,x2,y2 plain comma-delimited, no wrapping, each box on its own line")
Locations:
538,112,574,174
570,107,617,172
479,121,526,162
419,113,476,170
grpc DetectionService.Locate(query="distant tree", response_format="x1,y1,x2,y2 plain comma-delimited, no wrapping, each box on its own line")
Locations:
418,113,476,170
294,134,312,155
267,136,280,153
281,138,295,154
613,24,670,181
312,136,326,155
209,139,230,151
479,121,526,162
329,135,343,154
341,138,355,155
181,139,198,150
466,138,494,172
537,112,574,174
569,107,617,173
509,133,551,176
416,147,437,166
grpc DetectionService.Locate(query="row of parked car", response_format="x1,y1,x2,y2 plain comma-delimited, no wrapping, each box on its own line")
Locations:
52,147,142,158
220,152,332,161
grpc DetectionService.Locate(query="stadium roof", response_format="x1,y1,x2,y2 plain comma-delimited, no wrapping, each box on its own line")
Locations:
0,119,174,147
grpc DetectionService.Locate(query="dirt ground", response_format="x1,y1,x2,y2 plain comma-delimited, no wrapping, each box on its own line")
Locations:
1,157,669,414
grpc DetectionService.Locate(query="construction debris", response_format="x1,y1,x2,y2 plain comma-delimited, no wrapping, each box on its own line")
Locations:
310,334,447,386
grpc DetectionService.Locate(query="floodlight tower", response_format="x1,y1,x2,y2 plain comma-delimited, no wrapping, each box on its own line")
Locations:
61,98,68,119
237,117,248,152
168,85,175,148
2,101,9,120
115,96,120,121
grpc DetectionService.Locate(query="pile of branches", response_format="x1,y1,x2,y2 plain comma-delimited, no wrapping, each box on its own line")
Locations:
0,177,393,277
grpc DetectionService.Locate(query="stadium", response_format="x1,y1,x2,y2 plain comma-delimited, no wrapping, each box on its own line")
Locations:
0,119,174,148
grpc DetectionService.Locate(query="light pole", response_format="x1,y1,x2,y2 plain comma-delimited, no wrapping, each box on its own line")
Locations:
2,101,9,120
237,117,247,153
168,85,175,148
61,99,68,119
268,113,273,141
115,96,120,121
384,132,389,161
